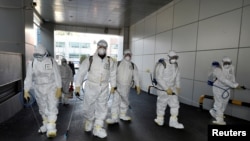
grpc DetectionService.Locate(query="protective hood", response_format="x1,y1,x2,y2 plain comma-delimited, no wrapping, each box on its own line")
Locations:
35,45,47,54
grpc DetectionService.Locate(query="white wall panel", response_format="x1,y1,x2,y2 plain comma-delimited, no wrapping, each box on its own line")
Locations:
240,6,250,47
130,25,136,41
142,55,155,73
236,48,250,90
178,52,196,79
141,72,154,93
173,0,199,28
132,55,143,71
195,49,238,81
193,81,213,108
244,0,250,5
131,41,135,55
155,31,172,54
135,21,144,41
199,0,243,20
232,106,250,121
197,10,241,50
133,40,143,55
143,36,155,55
144,14,156,37
156,7,173,33
172,23,197,52
179,79,193,105
233,88,250,119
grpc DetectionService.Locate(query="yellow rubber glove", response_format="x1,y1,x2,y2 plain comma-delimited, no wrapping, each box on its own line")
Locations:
75,86,80,96
110,87,115,94
235,85,243,89
56,88,62,98
166,88,173,95
136,86,141,95
24,91,30,102
176,87,181,94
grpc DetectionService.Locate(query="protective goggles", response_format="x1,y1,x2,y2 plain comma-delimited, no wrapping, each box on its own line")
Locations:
98,46,107,49
98,42,107,48
124,53,131,57
223,62,232,66
169,55,179,60
33,53,46,58
212,61,220,67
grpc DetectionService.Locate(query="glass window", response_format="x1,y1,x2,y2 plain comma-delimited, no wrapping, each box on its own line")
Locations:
111,44,118,49
69,53,79,58
55,42,65,47
79,43,90,48
69,42,79,48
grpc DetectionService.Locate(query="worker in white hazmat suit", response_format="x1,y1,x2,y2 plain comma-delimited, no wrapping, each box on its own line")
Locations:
154,50,184,129
209,57,242,125
23,45,62,138
59,58,73,106
75,39,116,138
106,49,141,124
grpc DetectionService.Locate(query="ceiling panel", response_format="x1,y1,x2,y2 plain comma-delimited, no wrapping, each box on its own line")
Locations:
34,0,173,29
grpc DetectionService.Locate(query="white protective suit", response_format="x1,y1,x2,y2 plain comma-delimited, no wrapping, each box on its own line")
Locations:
154,51,184,129
59,58,73,105
107,53,140,123
75,49,116,137
24,46,62,137
209,58,239,125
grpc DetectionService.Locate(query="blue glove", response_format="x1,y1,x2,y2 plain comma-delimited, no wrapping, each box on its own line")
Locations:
207,80,214,86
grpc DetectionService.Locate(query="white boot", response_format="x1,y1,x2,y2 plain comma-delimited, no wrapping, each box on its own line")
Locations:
38,120,47,133
93,125,107,138
154,116,164,126
209,109,216,119
46,122,57,138
119,113,131,121
106,118,119,124
169,116,184,129
38,125,47,134
213,117,226,125
84,120,93,132
106,113,119,124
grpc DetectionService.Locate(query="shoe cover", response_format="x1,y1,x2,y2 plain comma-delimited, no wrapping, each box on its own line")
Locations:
213,117,226,125
154,117,164,126
169,117,184,129
209,109,216,119
119,114,131,121
46,130,57,138
106,118,119,124
84,120,93,132
46,123,57,138
212,120,226,125
93,125,107,138
38,125,47,134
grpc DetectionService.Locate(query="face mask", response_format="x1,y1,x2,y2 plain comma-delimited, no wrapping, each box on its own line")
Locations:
98,48,106,55
223,65,230,69
125,56,131,61
170,59,177,64
62,62,67,66
36,57,43,62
